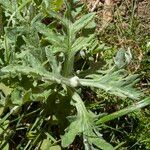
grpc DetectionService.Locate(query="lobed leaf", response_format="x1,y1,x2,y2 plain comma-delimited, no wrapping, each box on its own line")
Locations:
80,70,141,100
34,22,66,51
62,91,114,150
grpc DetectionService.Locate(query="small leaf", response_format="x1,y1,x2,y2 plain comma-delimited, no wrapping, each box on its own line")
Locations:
11,87,23,106
114,48,132,68
45,46,60,74
51,0,63,11
0,83,12,96
41,137,61,150
41,138,52,150
84,127,114,150
22,89,32,103
89,137,115,150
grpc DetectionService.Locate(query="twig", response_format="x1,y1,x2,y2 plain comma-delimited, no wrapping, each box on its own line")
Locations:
90,0,100,12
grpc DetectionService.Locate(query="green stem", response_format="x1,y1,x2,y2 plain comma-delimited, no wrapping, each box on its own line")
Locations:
63,52,75,77
62,16,75,77
96,97,150,125
0,5,3,36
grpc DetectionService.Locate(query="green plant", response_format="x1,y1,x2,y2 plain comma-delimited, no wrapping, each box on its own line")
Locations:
0,0,149,149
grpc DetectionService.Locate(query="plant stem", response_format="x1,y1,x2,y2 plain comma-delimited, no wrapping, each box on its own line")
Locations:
63,52,75,77
96,97,150,125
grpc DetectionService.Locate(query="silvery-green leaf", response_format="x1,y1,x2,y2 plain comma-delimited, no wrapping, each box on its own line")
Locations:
80,70,141,99
62,91,114,150
34,22,66,50
61,91,94,147
45,46,60,74
114,48,126,68
114,48,132,69
61,118,82,147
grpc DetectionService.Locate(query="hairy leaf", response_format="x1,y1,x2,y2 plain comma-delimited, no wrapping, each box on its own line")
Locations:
80,70,141,99
62,91,114,150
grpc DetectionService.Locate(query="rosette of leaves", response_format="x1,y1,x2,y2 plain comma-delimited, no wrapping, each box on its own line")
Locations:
0,0,149,149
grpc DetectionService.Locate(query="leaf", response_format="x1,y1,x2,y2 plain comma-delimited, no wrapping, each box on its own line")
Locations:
51,0,63,11
45,46,60,74
0,83,12,96
61,91,94,147
11,87,23,106
71,35,94,53
72,13,95,34
0,107,4,115
62,91,114,149
61,118,82,147
90,138,114,150
0,63,71,87
1,64,61,85
114,48,132,68
1,48,60,80
41,137,61,150
80,70,141,99
96,97,150,125
32,89,52,102
41,138,52,150
1,143,9,150
1,65,48,77
83,127,115,150
34,22,66,50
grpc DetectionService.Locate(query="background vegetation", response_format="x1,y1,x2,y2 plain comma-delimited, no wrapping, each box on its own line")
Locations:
0,0,149,149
